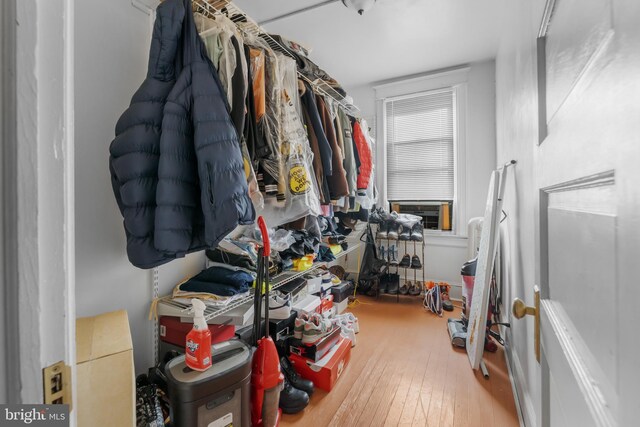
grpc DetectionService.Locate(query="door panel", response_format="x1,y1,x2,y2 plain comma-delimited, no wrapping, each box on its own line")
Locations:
540,173,618,427
545,0,612,121
547,192,617,388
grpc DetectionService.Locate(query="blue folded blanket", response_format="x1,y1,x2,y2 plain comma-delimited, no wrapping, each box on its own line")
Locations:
178,267,254,296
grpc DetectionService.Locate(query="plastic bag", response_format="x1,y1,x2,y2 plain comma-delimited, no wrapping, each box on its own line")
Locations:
255,71,322,227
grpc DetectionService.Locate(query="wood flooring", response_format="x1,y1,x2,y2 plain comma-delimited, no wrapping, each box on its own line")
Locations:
281,295,519,427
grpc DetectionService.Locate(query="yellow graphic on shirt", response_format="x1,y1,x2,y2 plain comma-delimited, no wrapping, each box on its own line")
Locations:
289,163,311,195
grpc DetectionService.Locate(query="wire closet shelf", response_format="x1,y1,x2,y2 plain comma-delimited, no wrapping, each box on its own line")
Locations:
161,242,362,321
191,0,360,116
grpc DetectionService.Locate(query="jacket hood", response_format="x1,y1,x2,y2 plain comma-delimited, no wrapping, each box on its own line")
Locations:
147,0,185,81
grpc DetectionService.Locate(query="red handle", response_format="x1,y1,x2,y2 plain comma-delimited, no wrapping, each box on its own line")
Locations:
257,216,270,254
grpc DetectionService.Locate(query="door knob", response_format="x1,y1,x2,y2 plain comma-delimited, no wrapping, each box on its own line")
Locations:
511,286,540,363
512,298,536,318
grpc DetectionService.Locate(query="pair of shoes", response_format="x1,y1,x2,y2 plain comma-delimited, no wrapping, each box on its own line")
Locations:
261,292,292,320
440,282,454,311
410,223,423,241
280,356,313,414
387,221,400,240
294,313,335,345
379,244,399,265
408,282,421,296
398,254,422,269
331,313,359,346
369,207,388,224
399,281,410,295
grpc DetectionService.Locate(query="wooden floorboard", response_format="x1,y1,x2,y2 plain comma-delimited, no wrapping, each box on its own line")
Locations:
280,296,519,427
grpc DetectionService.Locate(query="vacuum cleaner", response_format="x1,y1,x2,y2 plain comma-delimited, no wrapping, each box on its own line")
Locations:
251,216,283,427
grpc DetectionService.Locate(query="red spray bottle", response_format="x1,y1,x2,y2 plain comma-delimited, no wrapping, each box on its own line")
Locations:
185,298,212,371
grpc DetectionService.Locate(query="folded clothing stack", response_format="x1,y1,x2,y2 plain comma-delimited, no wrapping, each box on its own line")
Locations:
177,266,255,297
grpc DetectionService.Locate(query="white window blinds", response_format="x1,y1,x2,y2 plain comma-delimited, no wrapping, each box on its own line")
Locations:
385,88,455,201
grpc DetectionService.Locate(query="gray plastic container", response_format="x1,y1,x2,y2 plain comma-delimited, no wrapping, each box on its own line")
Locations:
165,339,252,427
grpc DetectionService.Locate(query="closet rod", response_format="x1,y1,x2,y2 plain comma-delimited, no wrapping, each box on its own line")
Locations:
191,0,360,116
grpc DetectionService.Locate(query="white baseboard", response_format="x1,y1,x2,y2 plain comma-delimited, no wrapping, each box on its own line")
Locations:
503,327,537,427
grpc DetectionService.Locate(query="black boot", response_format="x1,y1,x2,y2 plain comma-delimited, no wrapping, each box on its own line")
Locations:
280,356,315,397
279,376,310,414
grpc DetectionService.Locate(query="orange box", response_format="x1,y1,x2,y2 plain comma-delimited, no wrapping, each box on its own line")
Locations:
289,337,351,392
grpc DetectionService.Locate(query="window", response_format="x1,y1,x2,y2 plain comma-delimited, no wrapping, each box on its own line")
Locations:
384,88,456,230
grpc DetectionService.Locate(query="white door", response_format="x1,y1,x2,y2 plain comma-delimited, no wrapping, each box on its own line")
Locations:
512,0,640,426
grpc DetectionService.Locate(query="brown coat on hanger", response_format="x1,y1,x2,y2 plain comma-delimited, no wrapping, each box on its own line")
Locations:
315,95,349,201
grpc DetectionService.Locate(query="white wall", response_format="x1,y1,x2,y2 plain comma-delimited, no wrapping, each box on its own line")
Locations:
344,60,497,297
74,0,204,373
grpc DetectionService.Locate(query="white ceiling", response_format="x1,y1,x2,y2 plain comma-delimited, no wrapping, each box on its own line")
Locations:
234,0,509,88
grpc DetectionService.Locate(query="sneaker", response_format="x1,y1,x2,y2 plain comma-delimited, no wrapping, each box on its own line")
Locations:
410,223,424,241
388,245,398,266
378,244,387,262
335,313,359,333
387,221,400,240
399,281,410,295
440,283,454,311
410,255,422,269
293,313,309,339
408,282,421,296
302,315,334,345
399,254,411,268
376,221,388,239
261,293,292,320
399,226,411,241
339,321,357,347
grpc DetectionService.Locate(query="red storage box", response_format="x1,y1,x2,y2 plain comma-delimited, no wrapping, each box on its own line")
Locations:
159,316,235,347
289,337,351,392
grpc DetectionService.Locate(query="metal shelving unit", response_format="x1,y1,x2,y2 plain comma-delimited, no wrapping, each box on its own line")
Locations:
159,242,362,321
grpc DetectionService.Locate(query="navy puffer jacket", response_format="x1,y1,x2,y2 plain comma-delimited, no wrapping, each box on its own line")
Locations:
154,0,255,253
109,0,197,268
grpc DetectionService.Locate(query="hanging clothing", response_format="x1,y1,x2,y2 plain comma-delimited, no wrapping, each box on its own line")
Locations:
200,14,239,109
249,48,266,121
155,0,255,254
109,0,196,269
316,95,349,201
351,118,372,195
338,108,357,196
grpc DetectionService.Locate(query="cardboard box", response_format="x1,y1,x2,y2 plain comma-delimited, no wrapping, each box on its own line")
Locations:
159,316,235,347
336,298,349,314
278,277,308,304
289,337,352,392
77,310,135,427
304,272,324,294
288,326,342,362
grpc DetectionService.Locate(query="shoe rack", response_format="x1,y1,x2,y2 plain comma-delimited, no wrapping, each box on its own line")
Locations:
374,220,426,301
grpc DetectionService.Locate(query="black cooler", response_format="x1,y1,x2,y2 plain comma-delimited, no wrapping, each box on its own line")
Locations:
166,339,251,427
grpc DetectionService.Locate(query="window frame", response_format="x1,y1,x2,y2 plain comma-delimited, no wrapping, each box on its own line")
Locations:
375,67,468,236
